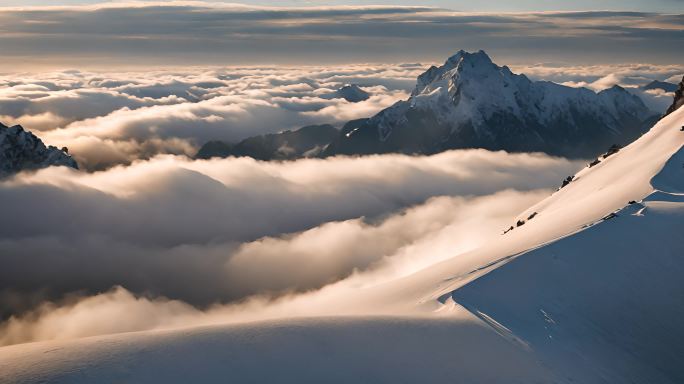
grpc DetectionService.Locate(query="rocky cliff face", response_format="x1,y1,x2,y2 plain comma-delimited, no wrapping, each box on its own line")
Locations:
0,123,78,177
665,76,684,116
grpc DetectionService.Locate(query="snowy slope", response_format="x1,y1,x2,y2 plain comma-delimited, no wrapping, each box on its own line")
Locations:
0,316,555,384
349,106,684,316
1,108,682,383
420,105,684,383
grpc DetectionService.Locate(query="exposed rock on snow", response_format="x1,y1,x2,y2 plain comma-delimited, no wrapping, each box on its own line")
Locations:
560,175,574,189
0,317,556,384
0,123,78,177
601,143,621,158
665,76,684,116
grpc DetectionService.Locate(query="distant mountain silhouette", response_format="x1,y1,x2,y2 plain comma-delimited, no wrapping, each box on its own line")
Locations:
196,124,338,161
641,80,678,93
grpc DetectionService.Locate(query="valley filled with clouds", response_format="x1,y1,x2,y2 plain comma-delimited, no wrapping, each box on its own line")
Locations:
0,149,583,344
1,2,683,382
0,3,681,347
1,59,604,341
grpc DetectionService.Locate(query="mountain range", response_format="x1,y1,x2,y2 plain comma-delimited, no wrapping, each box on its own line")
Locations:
325,50,658,159
199,51,661,161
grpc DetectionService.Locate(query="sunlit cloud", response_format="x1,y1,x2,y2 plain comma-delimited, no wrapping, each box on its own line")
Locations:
0,66,416,169
0,150,583,335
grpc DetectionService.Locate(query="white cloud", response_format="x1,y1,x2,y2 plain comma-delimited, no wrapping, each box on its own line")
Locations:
0,189,551,346
0,66,417,169
0,149,582,345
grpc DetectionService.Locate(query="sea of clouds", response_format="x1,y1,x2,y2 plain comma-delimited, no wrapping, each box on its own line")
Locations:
0,57,681,346
0,151,583,345
1,62,680,171
0,65,420,170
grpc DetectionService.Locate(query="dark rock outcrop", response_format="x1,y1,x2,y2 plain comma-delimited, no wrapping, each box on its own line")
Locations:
665,76,684,116
334,84,370,103
0,123,78,177
320,84,370,103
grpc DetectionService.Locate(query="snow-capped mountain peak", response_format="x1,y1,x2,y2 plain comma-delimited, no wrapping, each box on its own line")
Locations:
325,50,658,159
0,123,78,177
411,50,500,97
412,51,649,128
413,51,520,96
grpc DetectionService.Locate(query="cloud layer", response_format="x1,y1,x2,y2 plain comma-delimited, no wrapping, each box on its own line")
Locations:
0,65,417,169
2,62,681,171
0,150,582,337
0,2,680,346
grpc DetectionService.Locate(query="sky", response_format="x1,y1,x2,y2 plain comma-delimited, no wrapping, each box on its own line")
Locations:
2,0,683,12
0,1,681,69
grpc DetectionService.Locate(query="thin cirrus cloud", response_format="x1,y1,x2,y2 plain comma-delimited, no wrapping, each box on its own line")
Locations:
0,2,681,69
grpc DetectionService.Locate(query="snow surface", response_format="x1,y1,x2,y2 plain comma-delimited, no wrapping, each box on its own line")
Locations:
0,316,554,384
1,108,683,383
